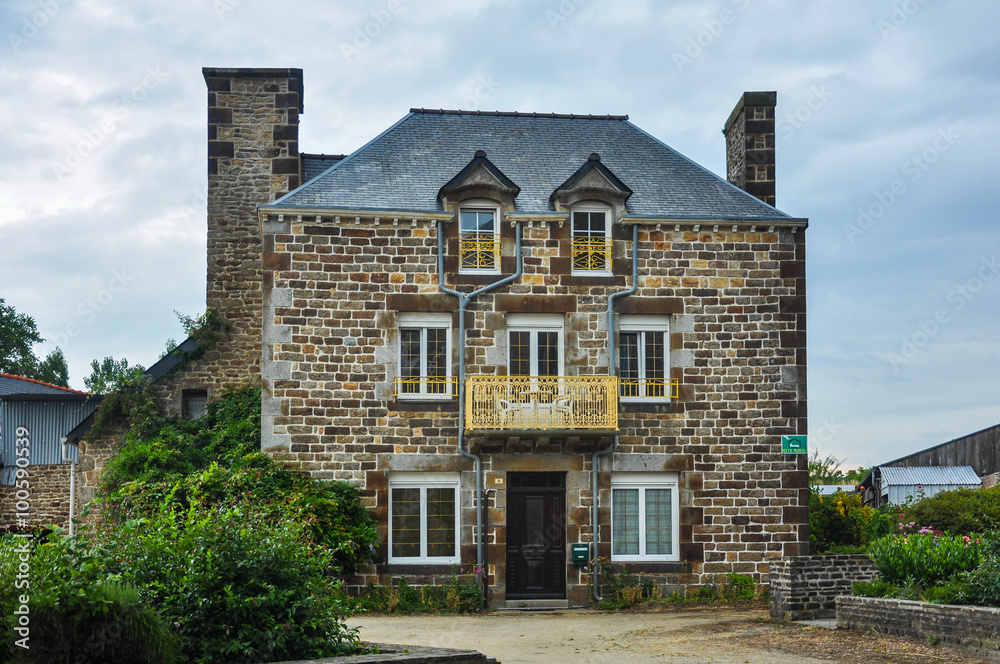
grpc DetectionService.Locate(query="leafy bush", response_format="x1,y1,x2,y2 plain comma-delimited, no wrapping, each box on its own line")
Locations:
0,531,178,664
810,490,878,553
867,533,980,586
852,579,900,598
960,532,1000,607
347,571,484,614
898,487,1000,535
94,499,359,663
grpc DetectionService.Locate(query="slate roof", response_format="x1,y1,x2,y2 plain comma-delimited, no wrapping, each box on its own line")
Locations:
878,466,981,487
300,153,346,185
266,109,800,221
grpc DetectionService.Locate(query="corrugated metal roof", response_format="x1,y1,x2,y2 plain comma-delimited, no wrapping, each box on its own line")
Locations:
266,110,801,220
0,374,88,396
879,465,981,487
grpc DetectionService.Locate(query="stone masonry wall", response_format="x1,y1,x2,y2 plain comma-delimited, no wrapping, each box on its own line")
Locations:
0,464,72,530
770,554,877,621
838,596,1000,656
261,210,808,603
724,91,777,207
151,68,304,415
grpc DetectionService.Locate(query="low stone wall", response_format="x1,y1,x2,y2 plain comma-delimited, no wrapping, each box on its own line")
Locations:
272,643,498,664
838,596,1000,655
769,554,877,621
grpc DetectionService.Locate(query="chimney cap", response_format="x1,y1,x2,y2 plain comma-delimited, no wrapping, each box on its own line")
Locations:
723,91,776,135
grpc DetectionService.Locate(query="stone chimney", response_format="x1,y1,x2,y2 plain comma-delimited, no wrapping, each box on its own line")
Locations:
201,67,303,381
723,91,776,206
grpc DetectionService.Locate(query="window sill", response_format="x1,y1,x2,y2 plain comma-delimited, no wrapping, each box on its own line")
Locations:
571,270,613,277
387,558,461,566
610,556,680,564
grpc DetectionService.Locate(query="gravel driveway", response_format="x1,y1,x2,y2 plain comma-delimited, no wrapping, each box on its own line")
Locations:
350,609,826,664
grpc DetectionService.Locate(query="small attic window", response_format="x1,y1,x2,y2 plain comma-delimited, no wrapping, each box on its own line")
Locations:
182,389,208,420
459,201,500,273
572,203,612,273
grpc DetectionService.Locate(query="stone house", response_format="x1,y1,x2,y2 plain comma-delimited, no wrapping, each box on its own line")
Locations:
78,68,810,608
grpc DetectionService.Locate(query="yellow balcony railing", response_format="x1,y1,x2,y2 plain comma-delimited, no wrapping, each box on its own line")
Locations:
460,232,500,270
572,236,613,271
394,377,457,398
618,378,679,399
465,376,618,432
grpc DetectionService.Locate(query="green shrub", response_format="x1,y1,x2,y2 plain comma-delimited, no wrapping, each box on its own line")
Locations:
921,580,966,605
960,533,1000,607
852,579,900,598
96,499,360,663
0,531,178,664
867,533,980,586
899,487,1000,535
810,490,880,553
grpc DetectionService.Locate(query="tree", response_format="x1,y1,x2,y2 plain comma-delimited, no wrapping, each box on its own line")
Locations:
0,298,70,386
84,357,145,394
809,450,846,485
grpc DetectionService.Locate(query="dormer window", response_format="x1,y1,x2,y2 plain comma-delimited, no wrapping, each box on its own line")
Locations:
572,204,612,273
459,203,500,273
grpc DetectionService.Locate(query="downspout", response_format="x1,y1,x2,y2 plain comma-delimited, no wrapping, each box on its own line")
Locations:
61,437,75,537
592,223,639,601
437,220,524,601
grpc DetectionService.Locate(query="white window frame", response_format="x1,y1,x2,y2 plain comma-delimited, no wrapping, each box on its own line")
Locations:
611,472,680,562
571,203,613,276
506,314,565,377
458,200,501,275
397,313,453,400
388,472,461,564
618,315,670,402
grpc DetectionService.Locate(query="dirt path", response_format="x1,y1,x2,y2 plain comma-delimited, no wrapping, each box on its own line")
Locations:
350,608,994,664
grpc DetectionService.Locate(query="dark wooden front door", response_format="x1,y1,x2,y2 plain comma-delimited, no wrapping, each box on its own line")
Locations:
506,472,566,599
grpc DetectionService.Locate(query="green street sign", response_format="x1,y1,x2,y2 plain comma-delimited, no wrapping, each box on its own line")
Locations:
781,435,807,454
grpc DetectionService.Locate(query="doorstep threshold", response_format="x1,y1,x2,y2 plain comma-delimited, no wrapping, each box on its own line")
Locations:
498,599,570,611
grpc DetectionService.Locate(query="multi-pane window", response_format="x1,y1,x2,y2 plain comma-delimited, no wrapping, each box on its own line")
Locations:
619,316,670,400
507,315,564,377
459,205,500,272
611,473,678,561
571,207,612,273
389,473,460,563
397,313,452,399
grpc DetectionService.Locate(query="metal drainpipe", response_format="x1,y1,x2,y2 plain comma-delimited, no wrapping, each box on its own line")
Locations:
592,223,639,601
437,219,524,600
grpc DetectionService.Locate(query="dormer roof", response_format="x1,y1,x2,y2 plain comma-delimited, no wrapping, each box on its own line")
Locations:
438,150,520,205
550,152,632,209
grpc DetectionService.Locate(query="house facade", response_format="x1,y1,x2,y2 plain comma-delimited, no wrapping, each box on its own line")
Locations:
78,68,810,607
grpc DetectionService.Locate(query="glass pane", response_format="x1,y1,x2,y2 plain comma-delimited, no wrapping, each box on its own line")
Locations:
619,332,639,397
400,329,421,394
537,331,559,376
644,332,665,398
391,488,421,558
426,488,456,557
612,488,640,556
509,331,531,376
426,328,448,395
460,209,495,232
573,211,605,236
645,488,672,555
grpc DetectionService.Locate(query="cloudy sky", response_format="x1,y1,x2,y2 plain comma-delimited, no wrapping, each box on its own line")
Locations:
1,0,998,468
